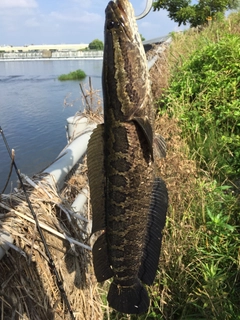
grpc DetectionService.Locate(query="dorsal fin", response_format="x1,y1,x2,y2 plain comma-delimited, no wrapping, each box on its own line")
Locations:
92,233,114,282
154,134,167,158
138,177,168,285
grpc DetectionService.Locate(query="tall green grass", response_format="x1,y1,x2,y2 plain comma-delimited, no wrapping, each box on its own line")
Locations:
159,12,240,181
152,12,240,320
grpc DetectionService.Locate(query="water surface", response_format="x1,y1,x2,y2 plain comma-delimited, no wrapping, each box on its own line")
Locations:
0,59,102,192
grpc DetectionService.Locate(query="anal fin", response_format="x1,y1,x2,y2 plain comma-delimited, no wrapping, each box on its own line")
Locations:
132,117,153,157
138,177,168,285
87,124,106,234
93,233,114,282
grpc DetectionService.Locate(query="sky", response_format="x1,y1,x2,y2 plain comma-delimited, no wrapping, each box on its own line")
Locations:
0,0,183,46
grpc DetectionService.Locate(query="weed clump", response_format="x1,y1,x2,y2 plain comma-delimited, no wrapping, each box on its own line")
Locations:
58,69,86,81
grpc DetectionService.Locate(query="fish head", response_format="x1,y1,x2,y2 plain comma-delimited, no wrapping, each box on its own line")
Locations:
103,0,152,122
105,0,140,44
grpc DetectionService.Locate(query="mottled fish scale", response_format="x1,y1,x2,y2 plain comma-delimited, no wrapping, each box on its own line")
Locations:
107,122,153,281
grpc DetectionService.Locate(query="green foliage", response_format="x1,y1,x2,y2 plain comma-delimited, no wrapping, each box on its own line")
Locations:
58,69,86,81
88,39,104,50
150,17,240,317
140,34,146,41
153,0,240,26
159,30,240,180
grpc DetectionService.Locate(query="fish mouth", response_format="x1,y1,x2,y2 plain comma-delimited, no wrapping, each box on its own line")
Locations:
107,0,135,41
115,0,127,21
109,0,127,23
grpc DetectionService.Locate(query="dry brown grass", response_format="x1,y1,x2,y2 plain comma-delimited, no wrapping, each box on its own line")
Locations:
155,115,198,221
0,168,103,320
147,41,198,222
147,43,170,100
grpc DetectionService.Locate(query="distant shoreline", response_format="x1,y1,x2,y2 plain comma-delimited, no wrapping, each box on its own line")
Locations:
0,43,89,53
0,57,103,62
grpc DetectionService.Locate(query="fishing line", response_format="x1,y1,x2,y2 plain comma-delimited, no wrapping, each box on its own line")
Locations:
0,126,75,320
1,149,14,194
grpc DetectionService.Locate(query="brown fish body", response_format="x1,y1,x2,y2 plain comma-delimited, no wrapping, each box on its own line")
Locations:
106,120,153,275
87,0,168,314
103,0,154,287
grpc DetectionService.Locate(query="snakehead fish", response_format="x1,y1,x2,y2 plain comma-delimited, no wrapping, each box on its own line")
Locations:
87,0,168,314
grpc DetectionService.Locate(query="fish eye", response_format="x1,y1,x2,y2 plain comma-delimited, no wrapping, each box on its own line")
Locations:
107,20,115,29
107,20,121,30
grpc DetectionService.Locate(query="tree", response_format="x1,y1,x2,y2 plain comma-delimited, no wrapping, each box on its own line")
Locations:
140,34,146,41
88,39,104,50
153,0,240,27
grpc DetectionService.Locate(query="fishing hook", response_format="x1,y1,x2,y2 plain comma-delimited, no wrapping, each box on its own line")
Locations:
113,0,153,20
135,0,153,20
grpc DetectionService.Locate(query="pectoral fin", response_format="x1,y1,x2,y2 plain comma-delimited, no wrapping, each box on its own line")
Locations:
87,124,106,234
132,117,153,157
154,134,167,158
138,177,168,285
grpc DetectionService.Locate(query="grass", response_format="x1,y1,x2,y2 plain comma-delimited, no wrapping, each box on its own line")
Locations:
99,11,240,320
58,69,86,81
159,31,240,180
152,11,240,319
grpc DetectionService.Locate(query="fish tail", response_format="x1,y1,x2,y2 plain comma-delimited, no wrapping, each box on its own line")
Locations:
107,278,149,314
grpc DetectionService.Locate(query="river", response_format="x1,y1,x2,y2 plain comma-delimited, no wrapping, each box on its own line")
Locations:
0,59,103,193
